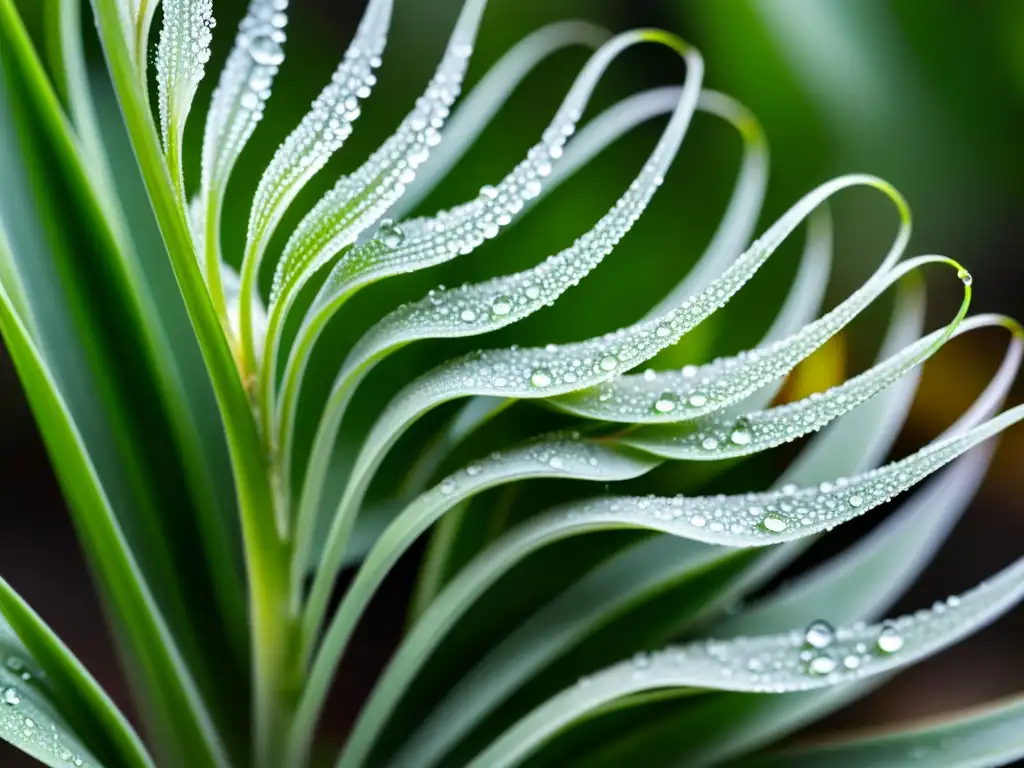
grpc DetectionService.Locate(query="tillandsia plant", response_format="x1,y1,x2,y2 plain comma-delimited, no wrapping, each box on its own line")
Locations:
0,0,1022,766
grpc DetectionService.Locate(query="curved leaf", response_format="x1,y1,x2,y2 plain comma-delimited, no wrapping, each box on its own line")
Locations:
469,556,1024,767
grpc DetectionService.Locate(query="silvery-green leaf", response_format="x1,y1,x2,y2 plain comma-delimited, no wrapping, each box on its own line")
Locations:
197,0,289,307
240,0,390,266
288,435,656,767
285,38,705,528
468,556,1024,768
262,0,488,336
155,0,216,197
740,695,1024,768
391,19,611,219
623,271,973,459
529,404,1024,548
307,174,900,594
376,538,739,768
275,35,706,452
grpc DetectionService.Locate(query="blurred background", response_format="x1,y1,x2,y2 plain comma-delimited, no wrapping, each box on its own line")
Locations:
3,0,1022,764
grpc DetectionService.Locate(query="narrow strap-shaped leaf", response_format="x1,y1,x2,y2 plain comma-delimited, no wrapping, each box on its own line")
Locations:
287,436,658,767
305,175,903,630
0,578,154,768
468,556,1024,768
118,0,161,75
197,0,290,319
740,695,1024,768
288,36,705,554
247,0,488,379
0,636,100,768
237,0,391,363
0,268,229,766
155,0,216,198
623,262,972,459
390,19,610,219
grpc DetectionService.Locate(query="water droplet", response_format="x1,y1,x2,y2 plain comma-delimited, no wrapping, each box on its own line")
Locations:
376,219,404,248
689,394,708,407
530,369,552,388
804,620,836,649
460,308,476,322
249,34,285,67
701,437,719,451
490,295,513,316
842,654,861,670
762,515,787,533
653,392,678,413
848,494,863,508
730,422,751,446
808,654,837,675
599,356,618,372
690,515,707,527
957,268,973,286
2,687,19,706
876,624,904,653
440,479,456,495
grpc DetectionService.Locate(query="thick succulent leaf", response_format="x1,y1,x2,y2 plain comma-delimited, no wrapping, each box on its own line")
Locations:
623,274,973,460
0,273,229,766
197,0,289,310
468,555,1024,768
390,19,610,219
287,37,705,540
277,36,706,467
287,436,658,767
0,579,153,768
741,695,1024,768
155,0,216,196
238,0,391,348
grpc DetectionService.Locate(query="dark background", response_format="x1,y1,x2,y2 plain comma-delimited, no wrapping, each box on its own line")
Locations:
3,0,1022,764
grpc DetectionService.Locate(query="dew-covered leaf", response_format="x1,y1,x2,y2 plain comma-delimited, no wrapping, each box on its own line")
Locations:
283,35,704,518
156,0,216,195
390,20,610,219
740,695,1024,768
198,0,290,296
623,272,973,459
0,578,154,768
288,435,657,767
264,0,487,329
239,0,391,316
468,556,1024,768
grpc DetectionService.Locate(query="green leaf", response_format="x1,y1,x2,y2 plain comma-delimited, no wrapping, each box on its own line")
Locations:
469,555,1024,767
0,239,229,766
290,435,658,767
289,34,705,583
0,578,153,768
741,695,1024,768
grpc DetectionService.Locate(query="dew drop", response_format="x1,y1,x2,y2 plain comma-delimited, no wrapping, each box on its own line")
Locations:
2,687,19,706
848,494,863,508
530,369,552,388
804,620,836,649
689,394,708,407
490,295,513,316
957,268,973,286
376,218,405,248
599,356,618,372
439,479,456,495
653,392,678,413
808,654,837,675
761,515,787,533
701,437,719,451
460,308,476,323
876,624,905,653
730,423,752,446
249,34,285,67
690,515,707,527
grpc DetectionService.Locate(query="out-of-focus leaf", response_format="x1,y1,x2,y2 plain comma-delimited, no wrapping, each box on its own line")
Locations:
741,695,1024,768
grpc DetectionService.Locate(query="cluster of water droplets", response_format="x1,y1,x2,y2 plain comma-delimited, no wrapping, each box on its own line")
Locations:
555,421,997,545
246,0,389,257
550,256,921,425
628,322,956,460
0,653,89,766
270,24,481,309
201,0,288,196
156,0,216,149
